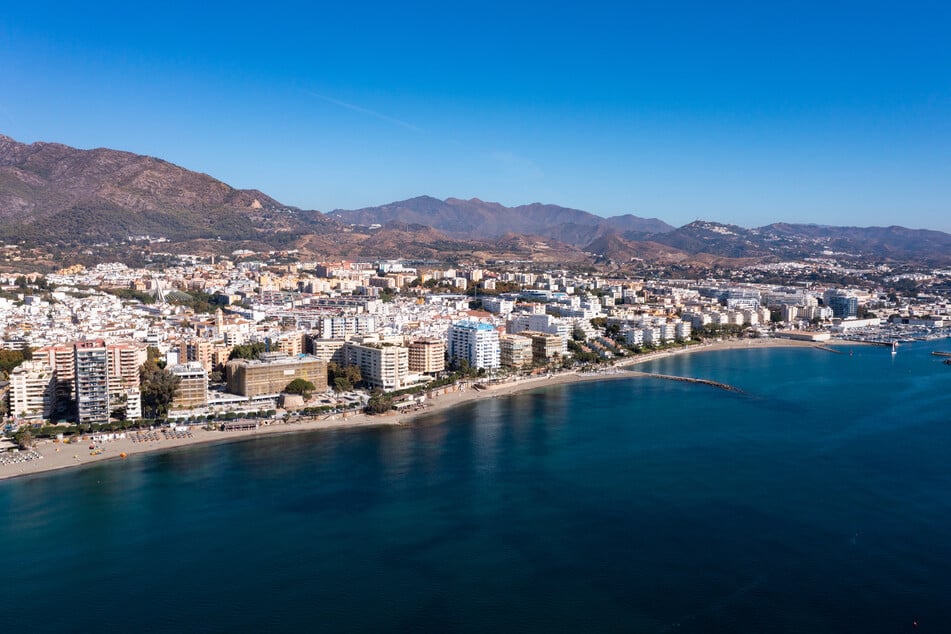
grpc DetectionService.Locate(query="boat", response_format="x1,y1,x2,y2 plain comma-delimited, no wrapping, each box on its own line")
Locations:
891,342,898,354
931,351,951,357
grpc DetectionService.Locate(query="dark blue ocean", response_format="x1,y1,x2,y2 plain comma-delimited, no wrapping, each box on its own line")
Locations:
3,341,951,632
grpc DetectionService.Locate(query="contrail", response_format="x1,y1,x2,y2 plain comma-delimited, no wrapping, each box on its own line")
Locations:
300,89,422,133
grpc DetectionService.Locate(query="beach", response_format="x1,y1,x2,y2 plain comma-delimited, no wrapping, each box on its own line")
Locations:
0,337,821,481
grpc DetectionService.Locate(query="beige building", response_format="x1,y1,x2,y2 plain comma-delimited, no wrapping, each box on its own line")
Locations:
226,353,327,397
106,341,148,392
528,332,564,365
408,338,445,375
343,342,408,391
37,340,146,403
308,338,347,365
9,360,57,421
272,333,305,357
36,343,77,401
500,334,533,369
169,362,209,409
180,338,216,372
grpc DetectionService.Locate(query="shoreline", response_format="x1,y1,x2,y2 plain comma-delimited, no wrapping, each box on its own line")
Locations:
0,337,826,482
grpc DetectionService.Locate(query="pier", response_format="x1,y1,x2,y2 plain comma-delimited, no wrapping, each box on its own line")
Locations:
627,371,745,393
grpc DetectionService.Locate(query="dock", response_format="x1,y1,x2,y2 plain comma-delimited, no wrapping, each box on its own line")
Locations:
627,371,744,393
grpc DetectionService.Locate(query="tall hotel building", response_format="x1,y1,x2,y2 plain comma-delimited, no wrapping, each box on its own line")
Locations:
74,340,110,425
447,320,500,371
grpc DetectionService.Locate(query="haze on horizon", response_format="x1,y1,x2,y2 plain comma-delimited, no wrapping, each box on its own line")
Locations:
2,1,949,232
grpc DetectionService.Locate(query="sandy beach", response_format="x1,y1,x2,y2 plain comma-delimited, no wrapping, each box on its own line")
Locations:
0,337,823,481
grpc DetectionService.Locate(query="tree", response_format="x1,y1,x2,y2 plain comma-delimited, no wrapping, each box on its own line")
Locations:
284,378,316,398
0,349,28,374
228,342,266,361
139,360,181,419
333,377,352,393
14,428,34,449
328,362,362,389
365,391,393,415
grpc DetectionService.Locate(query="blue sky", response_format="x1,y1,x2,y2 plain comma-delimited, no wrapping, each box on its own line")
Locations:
1,1,949,231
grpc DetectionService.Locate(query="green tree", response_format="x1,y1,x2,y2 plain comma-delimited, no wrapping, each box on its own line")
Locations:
139,360,181,419
284,378,316,398
0,349,28,374
328,362,362,389
365,390,393,415
14,428,34,449
333,377,352,393
228,342,267,361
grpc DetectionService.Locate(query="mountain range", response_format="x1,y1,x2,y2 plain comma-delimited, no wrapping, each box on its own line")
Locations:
1,133,949,267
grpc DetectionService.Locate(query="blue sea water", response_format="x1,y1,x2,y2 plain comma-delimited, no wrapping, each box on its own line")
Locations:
2,341,951,633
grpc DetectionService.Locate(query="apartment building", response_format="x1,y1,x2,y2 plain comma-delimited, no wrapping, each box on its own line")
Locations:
226,353,327,398
407,338,445,375
75,340,110,425
343,341,409,391
9,360,57,421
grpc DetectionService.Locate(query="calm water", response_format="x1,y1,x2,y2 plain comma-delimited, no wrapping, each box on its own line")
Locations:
3,341,950,632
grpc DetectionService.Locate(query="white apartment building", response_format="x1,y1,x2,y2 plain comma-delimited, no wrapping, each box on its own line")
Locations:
344,341,409,391
506,313,569,354
447,320,500,370
10,360,57,421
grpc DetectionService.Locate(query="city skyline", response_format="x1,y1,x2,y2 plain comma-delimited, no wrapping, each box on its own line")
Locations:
2,2,950,231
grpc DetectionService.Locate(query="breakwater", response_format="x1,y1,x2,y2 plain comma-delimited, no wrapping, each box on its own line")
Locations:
627,371,745,393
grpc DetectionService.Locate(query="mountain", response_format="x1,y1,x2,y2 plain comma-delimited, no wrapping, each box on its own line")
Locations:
647,221,771,259
330,196,674,244
756,223,951,261
0,133,337,248
2,133,949,267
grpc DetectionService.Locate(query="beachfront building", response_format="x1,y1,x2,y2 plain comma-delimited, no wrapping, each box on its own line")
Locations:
499,334,533,369
307,338,347,365
35,342,77,402
407,338,445,375
447,320,500,371
823,290,859,319
9,360,57,421
75,340,110,425
343,341,409,390
506,313,570,354
226,353,327,398
169,362,209,409
529,332,565,365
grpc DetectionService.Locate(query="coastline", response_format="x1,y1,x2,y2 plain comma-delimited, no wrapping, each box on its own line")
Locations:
0,337,822,481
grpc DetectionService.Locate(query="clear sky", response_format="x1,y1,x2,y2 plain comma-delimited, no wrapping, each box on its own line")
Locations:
1,1,949,231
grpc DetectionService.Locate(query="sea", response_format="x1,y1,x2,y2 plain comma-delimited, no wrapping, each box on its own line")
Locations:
2,341,950,633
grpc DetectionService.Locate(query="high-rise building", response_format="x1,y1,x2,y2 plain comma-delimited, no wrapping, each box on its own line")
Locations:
9,360,57,421
447,320,500,370
499,334,532,369
823,290,859,319
36,343,77,402
74,340,110,425
343,342,409,390
106,341,148,392
528,332,564,364
407,338,445,375
168,362,209,409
